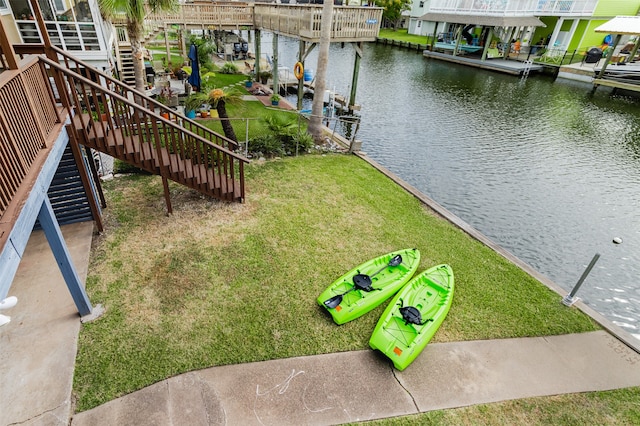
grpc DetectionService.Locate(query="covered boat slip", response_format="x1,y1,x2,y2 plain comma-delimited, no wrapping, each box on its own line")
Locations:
592,16,640,93
420,12,546,76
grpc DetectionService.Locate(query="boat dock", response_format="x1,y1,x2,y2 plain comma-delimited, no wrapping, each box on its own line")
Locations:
558,60,640,93
423,50,544,76
275,66,361,112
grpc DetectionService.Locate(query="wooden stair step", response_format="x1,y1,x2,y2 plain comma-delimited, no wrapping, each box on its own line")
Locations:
71,110,243,202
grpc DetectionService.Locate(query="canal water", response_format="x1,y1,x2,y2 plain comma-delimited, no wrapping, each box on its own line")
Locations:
265,34,640,338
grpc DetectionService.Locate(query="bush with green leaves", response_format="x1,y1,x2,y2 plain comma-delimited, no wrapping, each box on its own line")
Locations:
247,113,314,157
220,62,239,74
248,134,285,157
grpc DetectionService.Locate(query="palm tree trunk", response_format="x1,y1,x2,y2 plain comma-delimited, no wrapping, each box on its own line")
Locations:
217,100,238,143
128,20,147,93
308,0,333,143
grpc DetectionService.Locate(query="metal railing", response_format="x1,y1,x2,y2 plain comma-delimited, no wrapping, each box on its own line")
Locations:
428,0,597,16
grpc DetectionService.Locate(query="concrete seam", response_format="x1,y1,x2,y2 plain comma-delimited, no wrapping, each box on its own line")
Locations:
390,367,419,412
7,400,69,426
196,376,213,426
166,380,173,426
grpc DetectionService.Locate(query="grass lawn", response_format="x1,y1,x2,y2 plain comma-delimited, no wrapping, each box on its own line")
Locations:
74,154,601,412
194,72,307,141
354,386,640,425
378,29,433,45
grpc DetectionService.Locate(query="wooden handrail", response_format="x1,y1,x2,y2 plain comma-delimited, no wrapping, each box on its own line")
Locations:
37,55,248,201
14,44,240,153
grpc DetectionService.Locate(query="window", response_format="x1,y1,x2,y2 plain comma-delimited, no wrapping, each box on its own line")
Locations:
53,0,64,12
418,21,421,28
0,0,8,10
419,1,424,6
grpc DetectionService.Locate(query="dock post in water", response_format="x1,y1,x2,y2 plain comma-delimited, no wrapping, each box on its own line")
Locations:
350,42,363,113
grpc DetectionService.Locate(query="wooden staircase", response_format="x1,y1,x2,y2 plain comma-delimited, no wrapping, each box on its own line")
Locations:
71,113,242,200
50,47,248,204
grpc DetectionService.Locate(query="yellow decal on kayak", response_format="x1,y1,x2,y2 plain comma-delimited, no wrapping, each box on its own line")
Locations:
393,347,402,356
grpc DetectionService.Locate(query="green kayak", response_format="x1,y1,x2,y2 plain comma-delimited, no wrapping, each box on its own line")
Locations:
369,264,454,371
317,248,420,325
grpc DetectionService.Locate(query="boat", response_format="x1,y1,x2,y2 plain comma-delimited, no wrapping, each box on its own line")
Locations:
434,42,483,53
369,264,454,371
317,248,420,325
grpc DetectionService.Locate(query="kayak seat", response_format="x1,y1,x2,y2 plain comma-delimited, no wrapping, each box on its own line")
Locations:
399,305,434,326
352,273,374,292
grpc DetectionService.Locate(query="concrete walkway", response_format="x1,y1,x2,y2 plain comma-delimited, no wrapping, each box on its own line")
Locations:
71,331,640,426
3,224,640,426
0,222,94,426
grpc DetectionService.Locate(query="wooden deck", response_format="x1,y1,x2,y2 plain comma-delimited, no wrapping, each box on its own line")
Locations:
142,3,383,43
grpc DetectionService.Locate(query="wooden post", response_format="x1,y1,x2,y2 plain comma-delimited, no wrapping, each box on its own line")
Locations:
272,33,279,95
431,22,438,51
0,18,19,69
162,176,173,215
453,25,463,56
597,34,622,80
254,29,261,78
297,39,305,110
503,27,515,60
628,37,640,62
482,27,493,61
181,25,187,59
38,198,93,316
165,28,171,68
349,42,362,113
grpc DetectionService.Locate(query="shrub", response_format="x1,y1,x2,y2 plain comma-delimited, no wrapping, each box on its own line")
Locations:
247,113,314,157
220,62,239,74
248,134,285,157
290,131,314,154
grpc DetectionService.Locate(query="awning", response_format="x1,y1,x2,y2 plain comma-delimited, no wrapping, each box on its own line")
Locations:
595,16,640,35
418,13,546,28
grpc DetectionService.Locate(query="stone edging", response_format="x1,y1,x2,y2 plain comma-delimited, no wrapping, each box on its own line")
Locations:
352,150,640,354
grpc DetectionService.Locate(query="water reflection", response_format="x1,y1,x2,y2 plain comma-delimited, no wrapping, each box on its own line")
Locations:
271,35,640,337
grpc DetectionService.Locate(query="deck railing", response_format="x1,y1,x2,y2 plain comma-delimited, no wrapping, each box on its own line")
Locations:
37,45,241,153
51,50,245,200
11,45,247,202
0,55,62,220
113,2,382,41
428,0,597,16
125,3,254,28
253,4,383,42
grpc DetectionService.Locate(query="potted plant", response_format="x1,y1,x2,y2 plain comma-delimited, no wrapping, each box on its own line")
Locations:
157,86,178,108
183,93,204,119
155,92,170,119
199,104,210,118
259,70,272,84
270,93,280,106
